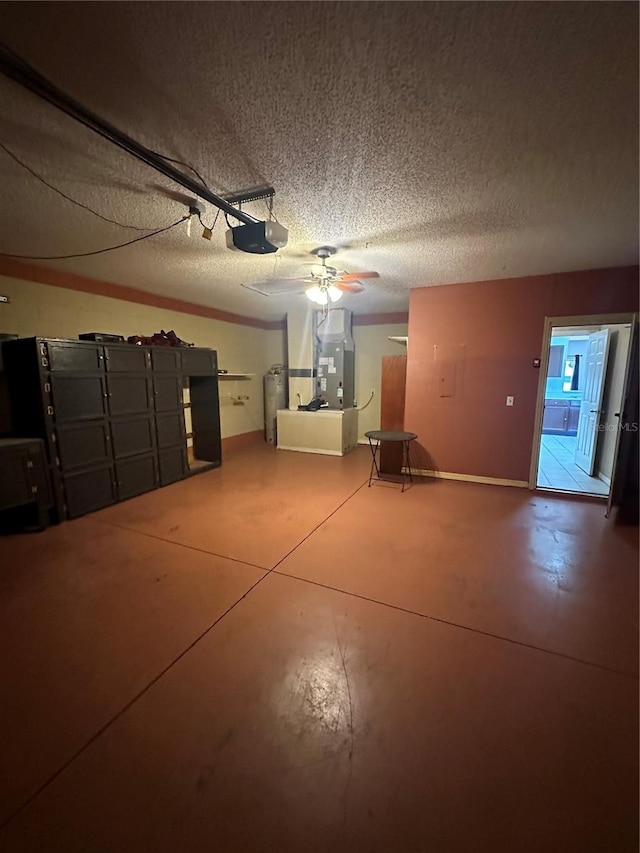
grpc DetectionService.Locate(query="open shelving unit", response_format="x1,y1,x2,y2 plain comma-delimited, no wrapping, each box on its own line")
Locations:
217,373,254,406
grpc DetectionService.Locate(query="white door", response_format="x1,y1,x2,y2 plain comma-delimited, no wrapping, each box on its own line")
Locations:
607,318,638,516
574,329,610,474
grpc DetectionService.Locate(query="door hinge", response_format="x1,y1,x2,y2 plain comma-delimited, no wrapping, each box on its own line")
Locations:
31,485,38,494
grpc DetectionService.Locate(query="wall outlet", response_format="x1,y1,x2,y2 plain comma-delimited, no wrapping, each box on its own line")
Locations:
506,396,514,407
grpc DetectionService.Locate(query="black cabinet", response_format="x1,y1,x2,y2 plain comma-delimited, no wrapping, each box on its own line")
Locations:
111,415,156,459
50,374,108,422
64,465,116,518
105,345,149,373
156,411,186,449
1,338,221,520
116,453,159,500
159,447,189,486
153,375,183,412
107,374,152,416
190,376,221,466
182,348,217,376
0,438,53,529
152,347,181,373
56,421,112,469
47,341,104,372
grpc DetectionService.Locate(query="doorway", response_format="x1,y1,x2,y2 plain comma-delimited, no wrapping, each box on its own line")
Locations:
530,314,635,498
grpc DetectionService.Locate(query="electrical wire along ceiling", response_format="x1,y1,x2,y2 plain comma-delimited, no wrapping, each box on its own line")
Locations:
0,1,637,321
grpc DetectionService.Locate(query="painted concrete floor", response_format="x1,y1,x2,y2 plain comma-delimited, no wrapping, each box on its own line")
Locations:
0,445,637,852
537,433,610,495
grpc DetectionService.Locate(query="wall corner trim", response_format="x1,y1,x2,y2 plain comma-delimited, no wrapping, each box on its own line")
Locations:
0,258,286,331
411,469,529,489
353,312,409,326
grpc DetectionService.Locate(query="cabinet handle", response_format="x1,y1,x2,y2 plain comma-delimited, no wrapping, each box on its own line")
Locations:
47,405,54,416
31,486,38,494
44,382,51,393
41,357,49,367
26,460,34,469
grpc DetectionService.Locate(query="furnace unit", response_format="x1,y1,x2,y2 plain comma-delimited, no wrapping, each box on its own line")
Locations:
314,309,354,410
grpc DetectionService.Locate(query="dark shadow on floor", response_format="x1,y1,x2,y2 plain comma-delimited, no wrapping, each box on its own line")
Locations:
407,442,441,486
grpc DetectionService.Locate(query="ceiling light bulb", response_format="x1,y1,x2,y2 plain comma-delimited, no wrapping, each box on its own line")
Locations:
306,285,327,304
328,285,342,303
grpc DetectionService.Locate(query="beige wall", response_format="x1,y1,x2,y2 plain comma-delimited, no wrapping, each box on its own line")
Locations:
0,274,282,439
353,323,409,441
0,275,405,443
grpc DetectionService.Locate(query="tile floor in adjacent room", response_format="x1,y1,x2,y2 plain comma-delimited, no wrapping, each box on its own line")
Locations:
0,445,637,852
537,433,610,495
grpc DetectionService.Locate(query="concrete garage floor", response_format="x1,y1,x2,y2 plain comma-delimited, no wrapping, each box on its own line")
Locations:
0,445,637,852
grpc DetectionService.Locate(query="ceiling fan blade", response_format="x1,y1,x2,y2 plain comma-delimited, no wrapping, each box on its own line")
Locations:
337,281,365,294
241,279,306,296
338,271,379,281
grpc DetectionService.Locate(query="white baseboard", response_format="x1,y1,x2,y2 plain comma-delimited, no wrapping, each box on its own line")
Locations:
411,468,528,488
277,445,347,457
597,472,611,487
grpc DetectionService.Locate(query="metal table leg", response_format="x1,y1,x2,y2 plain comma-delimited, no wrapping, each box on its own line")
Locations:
367,437,381,487
401,439,414,492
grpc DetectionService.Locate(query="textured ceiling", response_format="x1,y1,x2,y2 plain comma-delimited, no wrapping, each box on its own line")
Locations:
0,2,637,321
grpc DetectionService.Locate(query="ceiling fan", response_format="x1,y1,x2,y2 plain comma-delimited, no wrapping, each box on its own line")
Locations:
242,246,379,304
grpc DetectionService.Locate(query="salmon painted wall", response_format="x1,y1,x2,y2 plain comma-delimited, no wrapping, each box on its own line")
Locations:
404,266,639,483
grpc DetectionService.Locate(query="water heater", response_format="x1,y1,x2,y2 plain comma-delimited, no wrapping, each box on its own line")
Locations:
264,365,288,444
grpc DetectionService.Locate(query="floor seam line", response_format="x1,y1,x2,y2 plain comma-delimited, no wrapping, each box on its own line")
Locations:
272,571,639,680
0,568,275,834
91,519,268,572
264,479,369,574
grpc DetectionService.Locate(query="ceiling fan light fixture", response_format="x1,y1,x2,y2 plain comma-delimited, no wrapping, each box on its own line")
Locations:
305,282,343,305
306,284,328,305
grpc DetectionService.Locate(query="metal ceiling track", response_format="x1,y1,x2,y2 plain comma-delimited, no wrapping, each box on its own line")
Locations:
0,42,264,225
221,185,275,206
